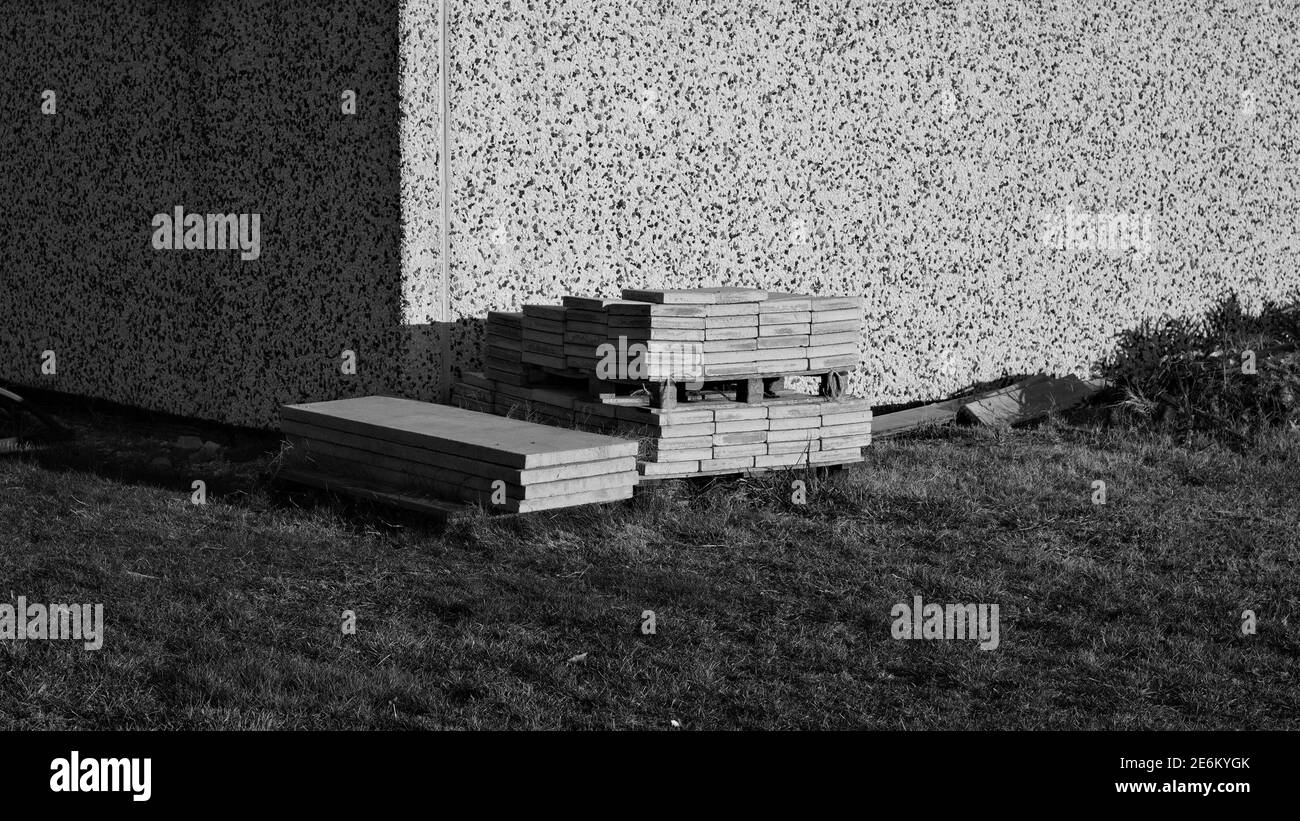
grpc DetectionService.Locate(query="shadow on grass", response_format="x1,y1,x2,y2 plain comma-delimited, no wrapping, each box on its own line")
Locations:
0,385,453,535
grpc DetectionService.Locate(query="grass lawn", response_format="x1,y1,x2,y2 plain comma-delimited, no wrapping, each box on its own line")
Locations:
1,403,1297,730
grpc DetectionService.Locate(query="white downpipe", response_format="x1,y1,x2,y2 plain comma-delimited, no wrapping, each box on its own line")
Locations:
438,0,452,399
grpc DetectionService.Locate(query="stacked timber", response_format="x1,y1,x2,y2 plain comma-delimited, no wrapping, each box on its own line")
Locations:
280,396,639,513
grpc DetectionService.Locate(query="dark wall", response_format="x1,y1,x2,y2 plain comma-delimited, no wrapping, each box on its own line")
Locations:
0,0,410,427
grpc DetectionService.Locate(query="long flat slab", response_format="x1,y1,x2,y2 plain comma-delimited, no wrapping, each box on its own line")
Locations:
956,375,1096,426
870,400,961,438
871,375,1080,437
281,396,638,469
282,421,635,485
285,435,634,501
278,466,632,515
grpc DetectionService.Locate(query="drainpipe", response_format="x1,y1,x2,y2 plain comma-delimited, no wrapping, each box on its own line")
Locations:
439,0,453,400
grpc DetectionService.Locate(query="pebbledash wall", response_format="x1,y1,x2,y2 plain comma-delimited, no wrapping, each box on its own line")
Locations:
2,1,1297,429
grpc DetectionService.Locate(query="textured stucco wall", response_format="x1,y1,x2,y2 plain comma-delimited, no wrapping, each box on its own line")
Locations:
3,1,1298,427
446,0,1300,402
1,0,442,428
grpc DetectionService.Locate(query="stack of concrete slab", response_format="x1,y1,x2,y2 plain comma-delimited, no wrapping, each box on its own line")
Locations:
449,371,495,413
459,286,870,481
483,311,527,385
748,293,812,376
448,375,872,480
280,396,639,513
615,287,861,379
560,296,621,373
807,295,864,371
632,392,872,478
521,305,568,371
704,293,798,379
750,292,863,373
492,287,862,386
605,300,706,380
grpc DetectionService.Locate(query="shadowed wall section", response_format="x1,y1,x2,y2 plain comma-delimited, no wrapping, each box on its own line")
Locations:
1,0,425,428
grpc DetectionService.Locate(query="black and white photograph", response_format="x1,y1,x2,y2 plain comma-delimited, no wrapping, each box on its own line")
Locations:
0,0,1293,805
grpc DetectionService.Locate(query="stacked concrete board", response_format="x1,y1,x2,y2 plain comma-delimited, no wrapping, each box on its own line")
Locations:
483,312,527,385
559,296,625,372
482,287,863,388
457,285,871,481
521,305,570,371
616,288,862,379
631,391,872,479
280,396,639,513
449,378,871,479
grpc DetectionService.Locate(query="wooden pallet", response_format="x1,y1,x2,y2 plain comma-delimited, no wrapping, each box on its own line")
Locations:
634,458,860,487
585,370,850,410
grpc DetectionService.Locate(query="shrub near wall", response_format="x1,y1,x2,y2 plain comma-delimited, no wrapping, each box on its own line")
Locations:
1101,294,1300,438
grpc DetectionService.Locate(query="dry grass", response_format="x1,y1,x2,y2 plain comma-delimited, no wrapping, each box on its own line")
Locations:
0,402,1296,729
